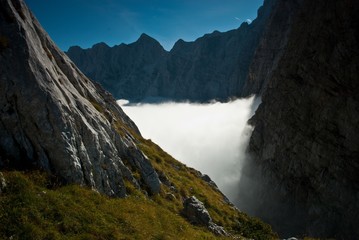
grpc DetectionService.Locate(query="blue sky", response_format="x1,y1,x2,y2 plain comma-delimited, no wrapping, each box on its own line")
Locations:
25,0,263,51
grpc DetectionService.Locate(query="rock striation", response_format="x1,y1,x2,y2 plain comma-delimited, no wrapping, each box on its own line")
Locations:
66,0,277,102
238,0,359,239
0,0,160,196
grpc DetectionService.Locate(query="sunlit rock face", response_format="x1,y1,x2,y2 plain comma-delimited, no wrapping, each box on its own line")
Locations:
239,0,359,238
66,0,277,102
0,0,160,196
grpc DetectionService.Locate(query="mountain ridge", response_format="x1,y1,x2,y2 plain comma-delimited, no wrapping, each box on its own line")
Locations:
66,0,276,102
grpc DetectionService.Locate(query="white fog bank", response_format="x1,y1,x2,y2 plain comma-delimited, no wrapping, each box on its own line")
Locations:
118,97,260,202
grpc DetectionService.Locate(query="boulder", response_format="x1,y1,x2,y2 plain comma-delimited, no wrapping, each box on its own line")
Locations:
182,196,228,236
201,174,218,188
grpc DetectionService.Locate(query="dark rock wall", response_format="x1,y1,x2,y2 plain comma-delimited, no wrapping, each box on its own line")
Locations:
240,0,359,238
241,0,302,96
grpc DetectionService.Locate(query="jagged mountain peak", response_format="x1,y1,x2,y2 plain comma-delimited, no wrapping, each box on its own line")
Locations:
67,45,83,52
137,32,155,41
92,41,110,49
130,32,165,50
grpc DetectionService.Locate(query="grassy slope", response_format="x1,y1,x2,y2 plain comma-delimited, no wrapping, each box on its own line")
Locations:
0,170,276,240
0,102,277,239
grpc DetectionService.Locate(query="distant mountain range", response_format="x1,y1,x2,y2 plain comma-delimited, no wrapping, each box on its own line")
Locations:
66,0,276,102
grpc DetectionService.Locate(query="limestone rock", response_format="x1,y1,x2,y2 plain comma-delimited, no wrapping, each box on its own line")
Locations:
0,0,160,196
182,196,228,236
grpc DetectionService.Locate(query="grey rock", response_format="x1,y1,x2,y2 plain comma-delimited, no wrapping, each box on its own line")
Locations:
182,196,212,225
66,0,275,102
201,174,218,188
208,223,228,236
182,196,228,236
124,141,160,194
0,0,160,197
158,171,172,187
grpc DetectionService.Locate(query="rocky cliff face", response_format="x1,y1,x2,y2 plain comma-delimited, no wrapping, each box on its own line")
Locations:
239,0,359,238
0,0,160,196
66,0,276,102
241,0,301,96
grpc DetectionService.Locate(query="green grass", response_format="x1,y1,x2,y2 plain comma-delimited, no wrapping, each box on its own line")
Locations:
0,166,277,240
0,171,224,240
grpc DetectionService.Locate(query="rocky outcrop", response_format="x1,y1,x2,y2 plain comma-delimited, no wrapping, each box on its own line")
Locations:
182,196,228,236
239,0,359,239
66,0,276,102
0,0,160,196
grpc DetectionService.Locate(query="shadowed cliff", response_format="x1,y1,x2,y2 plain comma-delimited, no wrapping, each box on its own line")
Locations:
238,0,359,238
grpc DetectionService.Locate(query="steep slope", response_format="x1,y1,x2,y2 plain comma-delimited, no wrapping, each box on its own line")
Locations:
0,0,277,238
239,0,359,238
66,0,276,102
0,0,160,197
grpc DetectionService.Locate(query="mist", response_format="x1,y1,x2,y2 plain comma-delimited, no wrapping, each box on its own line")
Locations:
118,96,260,202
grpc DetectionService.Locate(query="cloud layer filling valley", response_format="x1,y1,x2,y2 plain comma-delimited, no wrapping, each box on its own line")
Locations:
119,97,259,202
